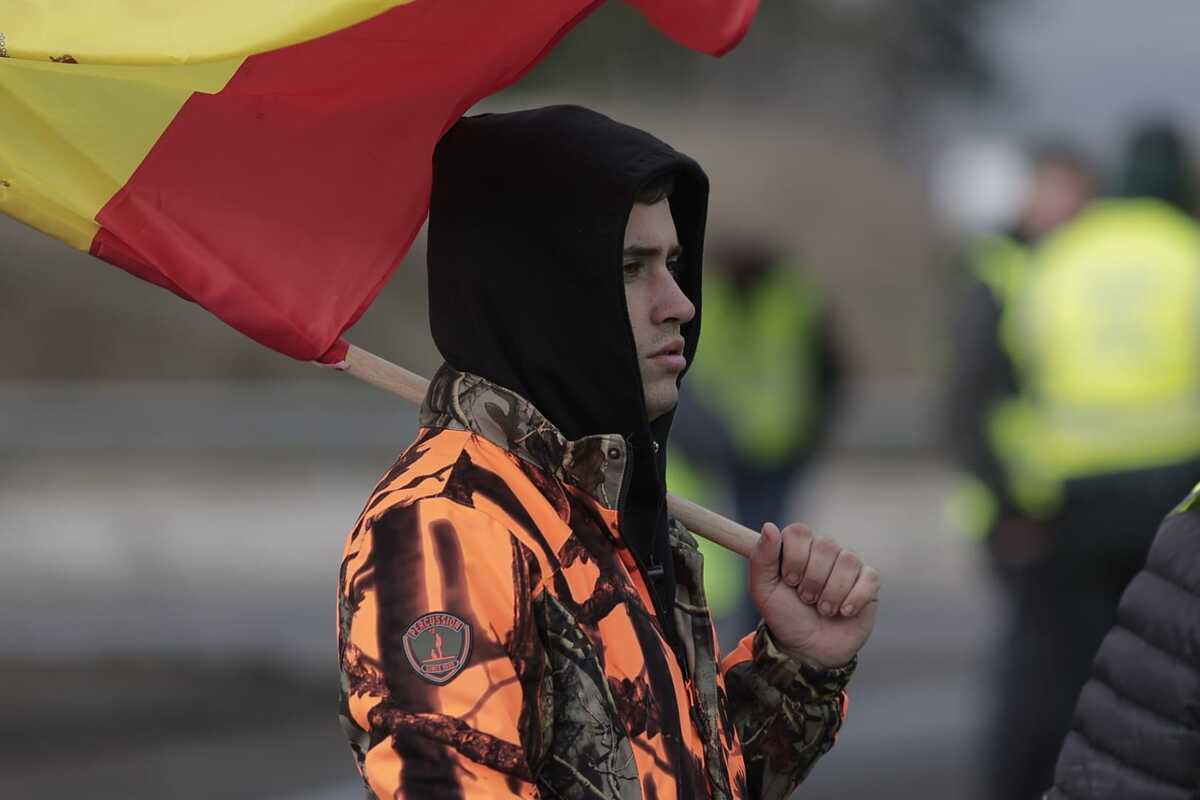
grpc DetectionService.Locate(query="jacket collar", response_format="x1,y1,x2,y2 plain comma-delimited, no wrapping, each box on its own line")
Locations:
420,363,629,510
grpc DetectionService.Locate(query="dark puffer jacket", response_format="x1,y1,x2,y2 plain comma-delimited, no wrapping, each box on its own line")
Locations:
1046,482,1200,799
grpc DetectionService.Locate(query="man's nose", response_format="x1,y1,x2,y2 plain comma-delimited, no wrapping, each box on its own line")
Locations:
658,272,695,324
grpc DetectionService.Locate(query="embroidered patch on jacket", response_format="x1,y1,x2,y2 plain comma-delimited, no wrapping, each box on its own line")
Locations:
403,612,473,684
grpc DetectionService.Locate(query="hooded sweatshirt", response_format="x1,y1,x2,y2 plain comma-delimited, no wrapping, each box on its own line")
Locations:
337,106,852,800
426,104,709,605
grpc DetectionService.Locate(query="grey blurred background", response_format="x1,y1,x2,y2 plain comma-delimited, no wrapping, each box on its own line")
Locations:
3,1,1199,797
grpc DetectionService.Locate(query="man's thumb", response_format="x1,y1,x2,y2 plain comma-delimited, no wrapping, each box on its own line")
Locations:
750,522,783,592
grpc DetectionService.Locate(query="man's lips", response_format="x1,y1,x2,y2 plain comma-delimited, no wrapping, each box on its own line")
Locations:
649,338,687,370
650,337,685,358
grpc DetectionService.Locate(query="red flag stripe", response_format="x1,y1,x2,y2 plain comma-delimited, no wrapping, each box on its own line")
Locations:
91,0,604,364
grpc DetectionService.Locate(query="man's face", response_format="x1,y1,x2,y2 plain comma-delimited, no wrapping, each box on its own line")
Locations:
1023,163,1094,239
623,199,695,422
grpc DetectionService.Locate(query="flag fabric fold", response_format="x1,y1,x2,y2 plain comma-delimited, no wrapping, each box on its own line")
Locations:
0,0,757,364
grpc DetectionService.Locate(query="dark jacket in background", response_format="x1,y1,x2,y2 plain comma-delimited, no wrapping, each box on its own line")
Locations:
1046,483,1200,799
944,231,1028,526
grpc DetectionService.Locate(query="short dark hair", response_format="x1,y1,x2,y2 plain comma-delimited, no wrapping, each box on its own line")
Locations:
634,173,676,205
1119,121,1195,210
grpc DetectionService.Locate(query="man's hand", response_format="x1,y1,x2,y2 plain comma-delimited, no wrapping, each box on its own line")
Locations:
749,522,880,670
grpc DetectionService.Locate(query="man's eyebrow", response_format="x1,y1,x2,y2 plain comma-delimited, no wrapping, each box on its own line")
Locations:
622,243,684,258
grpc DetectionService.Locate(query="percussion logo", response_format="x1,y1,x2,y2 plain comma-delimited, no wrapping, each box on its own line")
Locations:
403,611,472,685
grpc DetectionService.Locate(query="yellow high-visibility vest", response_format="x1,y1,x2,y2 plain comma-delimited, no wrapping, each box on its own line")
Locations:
970,233,1033,309
688,268,823,469
665,455,744,618
991,199,1200,515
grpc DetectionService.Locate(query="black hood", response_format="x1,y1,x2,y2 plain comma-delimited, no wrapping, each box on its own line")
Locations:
427,105,709,573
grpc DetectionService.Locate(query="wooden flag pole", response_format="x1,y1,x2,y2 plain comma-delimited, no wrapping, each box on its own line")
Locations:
342,344,430,405
341,343,760,558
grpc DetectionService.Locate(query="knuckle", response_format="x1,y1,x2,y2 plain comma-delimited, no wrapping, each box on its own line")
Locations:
821,582,848,602
783,522,813,541
801,572,824,591
781,540,808,566
814,537,839,557
863,566,882,589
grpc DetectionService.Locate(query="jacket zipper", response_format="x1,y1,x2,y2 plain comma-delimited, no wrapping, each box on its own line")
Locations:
615,437,691,678
616,436,710,797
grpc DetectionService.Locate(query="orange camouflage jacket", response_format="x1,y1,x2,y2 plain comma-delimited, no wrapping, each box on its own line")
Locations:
338,365,853,799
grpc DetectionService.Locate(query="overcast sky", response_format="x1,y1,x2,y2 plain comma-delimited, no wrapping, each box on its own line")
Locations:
981,0,1200,160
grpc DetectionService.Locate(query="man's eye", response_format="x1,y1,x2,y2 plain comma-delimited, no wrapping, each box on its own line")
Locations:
623,261,642,279
667,259,683,278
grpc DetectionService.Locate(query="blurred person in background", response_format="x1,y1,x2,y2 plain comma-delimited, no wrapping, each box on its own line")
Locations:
944,141,1098,800
669,240,844,651
963,122,1200,800
945,143,1097,564
1045,480,1200,799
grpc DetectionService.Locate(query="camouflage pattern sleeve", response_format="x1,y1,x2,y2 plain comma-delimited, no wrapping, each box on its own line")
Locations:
720,623,855,800
339,497,549,799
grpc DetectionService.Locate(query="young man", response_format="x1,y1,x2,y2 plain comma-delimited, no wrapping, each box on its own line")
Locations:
337,105,879,799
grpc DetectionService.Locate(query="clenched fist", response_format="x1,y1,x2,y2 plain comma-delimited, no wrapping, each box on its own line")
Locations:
749,522,880,670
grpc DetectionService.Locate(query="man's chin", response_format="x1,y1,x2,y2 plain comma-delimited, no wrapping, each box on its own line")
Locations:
645,386,679,422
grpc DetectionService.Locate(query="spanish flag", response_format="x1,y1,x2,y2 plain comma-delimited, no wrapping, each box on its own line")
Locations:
0,1,755,364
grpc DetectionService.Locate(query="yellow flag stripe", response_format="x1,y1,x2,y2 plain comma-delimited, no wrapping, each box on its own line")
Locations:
3,1,414,65
0,56,243,249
